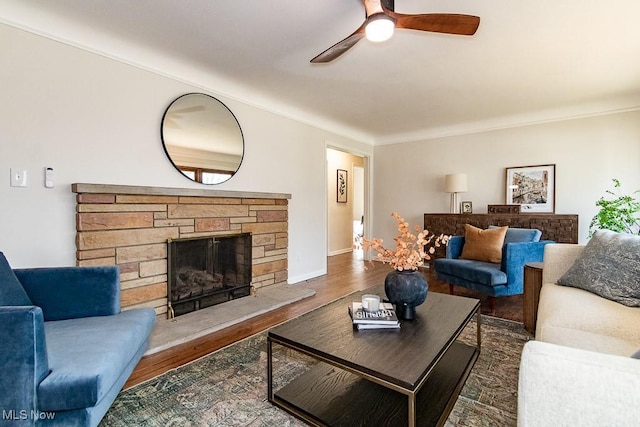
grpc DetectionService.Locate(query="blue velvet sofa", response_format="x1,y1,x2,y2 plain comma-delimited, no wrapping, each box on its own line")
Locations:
0,252,156,426
434,227,553,306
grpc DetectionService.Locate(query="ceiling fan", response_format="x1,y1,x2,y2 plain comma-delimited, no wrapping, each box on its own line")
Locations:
311,0,480,63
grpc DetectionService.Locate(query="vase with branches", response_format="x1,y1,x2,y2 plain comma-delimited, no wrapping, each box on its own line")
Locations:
361,212,449,319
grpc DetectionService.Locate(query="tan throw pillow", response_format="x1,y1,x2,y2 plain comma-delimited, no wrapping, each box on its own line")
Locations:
460,224,508,263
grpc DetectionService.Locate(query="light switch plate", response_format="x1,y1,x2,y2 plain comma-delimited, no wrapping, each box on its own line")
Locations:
45,167,54,188
10,168,28,187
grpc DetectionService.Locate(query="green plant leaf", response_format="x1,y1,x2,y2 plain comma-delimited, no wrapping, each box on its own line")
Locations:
589,179,640,236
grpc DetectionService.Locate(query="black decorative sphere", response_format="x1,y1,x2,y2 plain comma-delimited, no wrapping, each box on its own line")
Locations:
384,270,428,320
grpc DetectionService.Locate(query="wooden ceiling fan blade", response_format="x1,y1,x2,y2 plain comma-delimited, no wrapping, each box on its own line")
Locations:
392,13,480,36
311,26,366,63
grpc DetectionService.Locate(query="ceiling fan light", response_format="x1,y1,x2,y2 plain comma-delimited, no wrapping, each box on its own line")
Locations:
365,13,395,43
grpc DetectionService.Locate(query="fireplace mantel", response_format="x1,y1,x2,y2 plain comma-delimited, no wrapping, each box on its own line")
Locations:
72,183,290,317
72,183,291,200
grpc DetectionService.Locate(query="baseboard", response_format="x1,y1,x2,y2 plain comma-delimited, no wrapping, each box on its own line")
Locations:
328,248,353,256
288,269,327,284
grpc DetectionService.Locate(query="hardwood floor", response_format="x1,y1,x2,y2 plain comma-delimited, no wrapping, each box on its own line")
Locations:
125,252,524,388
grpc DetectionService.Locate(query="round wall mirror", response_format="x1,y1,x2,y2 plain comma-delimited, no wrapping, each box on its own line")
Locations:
161,93,244,184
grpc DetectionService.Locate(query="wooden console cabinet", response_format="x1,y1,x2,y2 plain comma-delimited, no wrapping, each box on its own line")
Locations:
423,213,578,261
424,213,578,244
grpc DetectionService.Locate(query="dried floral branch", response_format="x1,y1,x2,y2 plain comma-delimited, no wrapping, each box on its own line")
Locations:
360,212,449,271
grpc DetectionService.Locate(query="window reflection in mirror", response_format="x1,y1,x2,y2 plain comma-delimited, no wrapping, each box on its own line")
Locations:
161,93,244,184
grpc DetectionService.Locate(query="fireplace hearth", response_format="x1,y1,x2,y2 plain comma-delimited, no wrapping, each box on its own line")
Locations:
168,234,252,317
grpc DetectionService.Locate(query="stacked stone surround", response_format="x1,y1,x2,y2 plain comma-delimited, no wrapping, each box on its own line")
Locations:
72,183,290,317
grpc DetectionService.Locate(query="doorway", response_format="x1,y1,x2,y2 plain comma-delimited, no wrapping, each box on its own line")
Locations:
326,147,368,257
352,165,365,253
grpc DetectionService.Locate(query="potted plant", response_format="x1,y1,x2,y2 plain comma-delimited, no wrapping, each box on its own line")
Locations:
362,212,449,320
589,179,640,236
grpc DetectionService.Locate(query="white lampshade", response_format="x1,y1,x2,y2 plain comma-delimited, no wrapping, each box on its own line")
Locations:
444,174,468,193
365,14,395,42
444,173,468,214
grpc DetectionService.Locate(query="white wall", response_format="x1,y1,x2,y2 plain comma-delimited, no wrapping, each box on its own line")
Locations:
0,23,373,283
353,166,365,221
371,110,640,247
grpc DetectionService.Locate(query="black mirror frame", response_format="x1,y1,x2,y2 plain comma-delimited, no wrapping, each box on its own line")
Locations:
161,93,244,185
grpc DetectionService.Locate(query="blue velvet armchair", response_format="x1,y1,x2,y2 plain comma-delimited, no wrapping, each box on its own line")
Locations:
434,228,553,309
0,252,156,426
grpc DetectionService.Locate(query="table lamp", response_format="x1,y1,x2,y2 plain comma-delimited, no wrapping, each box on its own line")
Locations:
444,174,468,214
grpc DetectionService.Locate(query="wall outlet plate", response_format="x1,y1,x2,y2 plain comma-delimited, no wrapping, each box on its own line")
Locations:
10,168,28,187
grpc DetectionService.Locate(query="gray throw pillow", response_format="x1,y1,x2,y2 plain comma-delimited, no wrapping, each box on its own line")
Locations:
557,230,640,307
632,349,640,359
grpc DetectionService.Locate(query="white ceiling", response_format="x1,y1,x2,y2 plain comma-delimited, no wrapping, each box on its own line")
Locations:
2,0,640,144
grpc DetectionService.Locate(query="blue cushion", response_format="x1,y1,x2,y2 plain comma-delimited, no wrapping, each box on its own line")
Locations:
14,266,120,320
0,306,50,412
0,252,32,306
489,227,542,244
37,308,156,411
434,258,507,287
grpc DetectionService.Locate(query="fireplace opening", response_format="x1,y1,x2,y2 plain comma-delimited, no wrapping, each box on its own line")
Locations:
167,233,252,317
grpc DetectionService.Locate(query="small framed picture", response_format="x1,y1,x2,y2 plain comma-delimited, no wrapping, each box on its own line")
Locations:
461,201,473,214
337,169,348,203
488,204,521,214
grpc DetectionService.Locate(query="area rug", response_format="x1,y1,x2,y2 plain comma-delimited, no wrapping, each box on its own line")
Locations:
100,316,531,426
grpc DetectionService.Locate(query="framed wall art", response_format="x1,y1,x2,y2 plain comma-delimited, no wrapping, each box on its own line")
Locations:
337,169,348,203
461,201,473,214
505,164,555,213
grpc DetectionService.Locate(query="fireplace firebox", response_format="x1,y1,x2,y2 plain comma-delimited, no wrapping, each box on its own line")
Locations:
167,233,252,317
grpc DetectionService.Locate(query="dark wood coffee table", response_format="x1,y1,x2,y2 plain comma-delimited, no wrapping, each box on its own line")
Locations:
267,284,481,427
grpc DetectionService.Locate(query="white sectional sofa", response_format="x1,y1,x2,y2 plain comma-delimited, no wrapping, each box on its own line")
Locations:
518,241,640,426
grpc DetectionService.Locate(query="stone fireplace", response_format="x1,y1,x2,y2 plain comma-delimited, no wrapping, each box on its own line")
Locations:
168,234,252,317
72,183,290,318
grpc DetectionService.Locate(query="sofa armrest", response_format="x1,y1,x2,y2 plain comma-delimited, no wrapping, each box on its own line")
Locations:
501,240,553,293
446,236,465,259
14,266,121,321
518,341,640,426
0,306,50,414
541,243,585,285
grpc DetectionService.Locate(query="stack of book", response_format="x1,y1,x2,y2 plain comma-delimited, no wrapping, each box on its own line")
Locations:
349,301,400,330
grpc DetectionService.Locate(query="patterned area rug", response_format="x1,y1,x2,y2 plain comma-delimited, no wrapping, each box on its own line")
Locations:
101,316,531,426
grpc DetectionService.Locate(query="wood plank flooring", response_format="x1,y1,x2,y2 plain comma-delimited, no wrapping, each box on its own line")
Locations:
125,252,524,388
